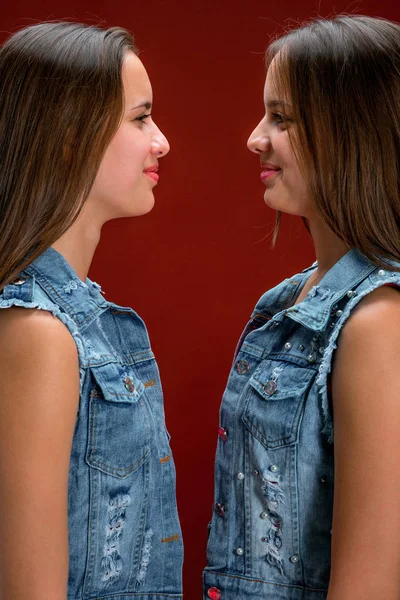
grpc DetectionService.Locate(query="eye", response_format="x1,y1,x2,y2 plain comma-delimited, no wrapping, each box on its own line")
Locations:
271,112,287,126
135,113,152,125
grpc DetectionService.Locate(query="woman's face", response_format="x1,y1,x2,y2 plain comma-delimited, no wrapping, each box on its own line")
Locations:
247,57,313,219
86,51,169,223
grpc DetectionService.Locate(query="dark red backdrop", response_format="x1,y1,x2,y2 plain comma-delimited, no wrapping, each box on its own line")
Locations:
2,1,399,597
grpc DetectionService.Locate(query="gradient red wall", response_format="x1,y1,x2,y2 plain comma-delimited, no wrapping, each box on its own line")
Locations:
2,1,399,597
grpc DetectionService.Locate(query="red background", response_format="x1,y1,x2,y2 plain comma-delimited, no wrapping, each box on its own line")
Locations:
2,1,399,597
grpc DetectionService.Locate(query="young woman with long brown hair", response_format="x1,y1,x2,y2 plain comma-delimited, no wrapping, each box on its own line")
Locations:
0,22,183,599
204,14,400,600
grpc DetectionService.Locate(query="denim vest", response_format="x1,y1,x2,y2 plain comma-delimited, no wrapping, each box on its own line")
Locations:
0,247,183,600
203,248,400,600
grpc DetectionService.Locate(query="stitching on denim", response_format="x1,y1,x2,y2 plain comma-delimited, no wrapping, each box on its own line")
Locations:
161,534,180,543
207,570,328,592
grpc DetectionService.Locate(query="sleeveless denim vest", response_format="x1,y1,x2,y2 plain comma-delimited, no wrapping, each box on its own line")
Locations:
0,247,183,600
203,248,400,600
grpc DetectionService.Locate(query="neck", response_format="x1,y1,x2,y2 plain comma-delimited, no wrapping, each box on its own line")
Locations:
308,214,350,278
51,206,102,281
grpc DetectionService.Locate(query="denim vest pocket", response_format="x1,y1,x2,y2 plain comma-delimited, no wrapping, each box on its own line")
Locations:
242,360,316,448
86,363,151,478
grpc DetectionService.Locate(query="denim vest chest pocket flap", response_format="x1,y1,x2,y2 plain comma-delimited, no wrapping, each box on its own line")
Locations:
242,360,317,448
86,363,151,478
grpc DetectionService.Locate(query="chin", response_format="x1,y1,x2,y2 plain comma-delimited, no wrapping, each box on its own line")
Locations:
263,192,306,217
124,191,155,217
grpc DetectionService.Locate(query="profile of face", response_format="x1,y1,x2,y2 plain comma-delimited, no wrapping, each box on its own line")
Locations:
247,57,313,219
86,51,170,224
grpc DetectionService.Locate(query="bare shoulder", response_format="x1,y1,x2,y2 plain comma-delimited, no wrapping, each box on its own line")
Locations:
0,305,78,362
339,285,400,353
0,306,79,411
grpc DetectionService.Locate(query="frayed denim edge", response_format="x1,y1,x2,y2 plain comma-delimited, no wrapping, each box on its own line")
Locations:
316,280,396,444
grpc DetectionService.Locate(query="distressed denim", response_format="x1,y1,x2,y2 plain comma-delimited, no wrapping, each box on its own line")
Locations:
203,248,400,600
0,247,183,600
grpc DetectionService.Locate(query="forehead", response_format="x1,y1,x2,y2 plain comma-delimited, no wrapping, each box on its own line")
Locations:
264,55,288,103
121,52,152,103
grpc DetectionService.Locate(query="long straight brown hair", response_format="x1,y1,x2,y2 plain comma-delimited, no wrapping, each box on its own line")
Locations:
267,15,400,269
0,22,136,290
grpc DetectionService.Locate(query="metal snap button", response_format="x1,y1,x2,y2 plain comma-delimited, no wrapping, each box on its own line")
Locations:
215,503,225,517
11,277,26,285
263,380,277,396
236,359,250,375
218,427,228,442
123,377,135,392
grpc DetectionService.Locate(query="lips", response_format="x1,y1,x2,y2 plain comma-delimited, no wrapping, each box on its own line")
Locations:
143,165,159,183
260,163,281,182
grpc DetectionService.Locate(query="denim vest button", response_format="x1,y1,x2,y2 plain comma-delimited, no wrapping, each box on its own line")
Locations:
237,472,245,480
236,359,250,375
218,426,228,442
253,469,260,476
215,503,225,517
378,269,386,277
284,342,292,350
270,464,279,473
123,377,135,392
11,277,26,285
347,290,355,297
236,547,244,556
299,344,305,350
207,587,222,600
336,309,343,317
307,353,316,363
264,380,277,396
260,511,269,520
290,555,299,563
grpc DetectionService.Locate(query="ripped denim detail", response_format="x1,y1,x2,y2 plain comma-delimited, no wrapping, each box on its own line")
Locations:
101,492,131,584
136,528,154,586
261,473,285,574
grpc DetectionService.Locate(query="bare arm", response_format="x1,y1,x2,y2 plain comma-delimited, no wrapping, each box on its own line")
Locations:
0,307,80,599
327,287,400,600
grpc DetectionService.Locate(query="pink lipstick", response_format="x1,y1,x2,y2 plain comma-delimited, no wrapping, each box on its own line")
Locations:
260,163,281,182
143,165,159,183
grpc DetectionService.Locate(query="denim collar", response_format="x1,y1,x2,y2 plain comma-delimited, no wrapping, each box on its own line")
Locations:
284,248,377,331
23,246,109,325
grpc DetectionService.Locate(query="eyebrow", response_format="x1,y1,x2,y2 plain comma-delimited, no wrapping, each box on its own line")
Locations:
128,101,152,112
266,100,292,109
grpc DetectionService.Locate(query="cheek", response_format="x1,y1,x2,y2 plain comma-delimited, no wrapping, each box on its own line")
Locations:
104,128,151,175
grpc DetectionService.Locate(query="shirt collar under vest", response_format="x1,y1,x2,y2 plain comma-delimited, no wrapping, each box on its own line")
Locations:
283,248,377,331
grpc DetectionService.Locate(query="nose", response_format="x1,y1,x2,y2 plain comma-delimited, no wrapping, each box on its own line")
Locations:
247,119,270,155
150,123,170,157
